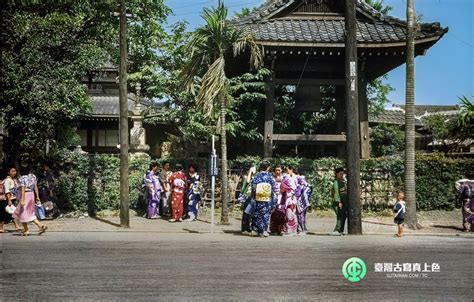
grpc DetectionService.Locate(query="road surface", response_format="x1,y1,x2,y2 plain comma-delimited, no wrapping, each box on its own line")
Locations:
1,231,472,301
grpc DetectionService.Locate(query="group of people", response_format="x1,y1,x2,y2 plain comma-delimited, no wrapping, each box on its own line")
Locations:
239,161,313,237
143,161,202,222
0,163,57,236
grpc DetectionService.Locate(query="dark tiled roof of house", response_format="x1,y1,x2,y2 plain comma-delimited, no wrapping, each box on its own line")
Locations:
88,95,135,116
232,0,447,45
84,94,166,117
369,109,423,126
394,105,459,116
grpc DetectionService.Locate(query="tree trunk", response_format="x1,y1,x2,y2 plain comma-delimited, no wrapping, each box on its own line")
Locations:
219,92,230,224
404,0,418,229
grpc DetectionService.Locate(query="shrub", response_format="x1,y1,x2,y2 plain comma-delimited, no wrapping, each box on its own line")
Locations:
54,152,473,213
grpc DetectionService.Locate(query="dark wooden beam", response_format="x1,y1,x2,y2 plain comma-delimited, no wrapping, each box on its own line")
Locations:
358,62,370,159
263,58,276,159
272,134,346,142
274,78,345,86
335,86,346,158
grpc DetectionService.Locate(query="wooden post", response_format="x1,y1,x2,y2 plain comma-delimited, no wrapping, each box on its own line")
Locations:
263,57,276,159
345,0,362,235
335,86,346,158
119,0,130,228
358,64,370,159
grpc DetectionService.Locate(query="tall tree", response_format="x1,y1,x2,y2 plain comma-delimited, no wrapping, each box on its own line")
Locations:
0,1,170,167
404,0,418,229
181,3,262,224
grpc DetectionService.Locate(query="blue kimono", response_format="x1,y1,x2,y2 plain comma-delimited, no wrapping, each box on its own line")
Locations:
186,173,202,220
250,171,276,234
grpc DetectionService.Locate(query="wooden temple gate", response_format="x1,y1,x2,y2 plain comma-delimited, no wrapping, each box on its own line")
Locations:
232,0,447,159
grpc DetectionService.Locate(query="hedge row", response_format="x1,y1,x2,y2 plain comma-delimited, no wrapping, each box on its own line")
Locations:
55,152,473,213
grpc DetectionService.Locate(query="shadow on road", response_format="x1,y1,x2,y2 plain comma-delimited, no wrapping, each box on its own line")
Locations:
430,224,464,232
362,220,393,226
90,216,121,228
182,228,200,234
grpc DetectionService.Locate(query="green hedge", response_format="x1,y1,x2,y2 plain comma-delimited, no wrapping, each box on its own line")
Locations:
232,154,473,211
54,152,473,213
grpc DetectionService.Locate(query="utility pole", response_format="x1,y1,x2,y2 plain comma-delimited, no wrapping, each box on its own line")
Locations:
119,0,130,228
404,0,418,229
344,0,362,235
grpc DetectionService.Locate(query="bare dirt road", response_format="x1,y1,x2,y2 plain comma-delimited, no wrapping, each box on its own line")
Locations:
1,231,472,301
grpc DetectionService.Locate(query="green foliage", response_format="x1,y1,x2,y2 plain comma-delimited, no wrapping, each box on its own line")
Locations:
456,96,473,138
231,153,472,211
370,124,404,157
365,0,393,15
367,75,394,117
1,0,171,164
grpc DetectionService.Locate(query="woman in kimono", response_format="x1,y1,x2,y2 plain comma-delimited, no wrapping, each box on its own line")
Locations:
186,164,202,221
169,166,187,222
239,167,255,234
456,174,474,232
295,170,312,235
1,167,21,232
270,165,285,235
280,166,298,236
12,165,47,236
250,161,275,237
144,163,162,219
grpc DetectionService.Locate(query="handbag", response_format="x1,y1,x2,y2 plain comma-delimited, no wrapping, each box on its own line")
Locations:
35,203,46,220
5,204,16,214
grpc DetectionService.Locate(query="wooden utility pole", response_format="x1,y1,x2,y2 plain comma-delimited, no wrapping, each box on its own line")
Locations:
404,0,418,229
119,0,130,228
344,0,362,235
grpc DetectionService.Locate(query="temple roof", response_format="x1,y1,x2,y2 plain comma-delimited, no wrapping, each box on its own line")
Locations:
87,94,138,117
232,0,447,47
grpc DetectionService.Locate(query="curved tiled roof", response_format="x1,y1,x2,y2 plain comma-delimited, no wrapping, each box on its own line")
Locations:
232,0,447,46
238,19,444,45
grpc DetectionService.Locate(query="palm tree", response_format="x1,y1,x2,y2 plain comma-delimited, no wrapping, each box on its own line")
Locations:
457,96,474,128
181,3,262,224
404,0,418,229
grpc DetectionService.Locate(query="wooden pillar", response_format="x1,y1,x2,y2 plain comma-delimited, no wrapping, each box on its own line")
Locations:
335,86,346,158
118,0,130,228
358,66,370,159
263,57,276,159
345,0,362,235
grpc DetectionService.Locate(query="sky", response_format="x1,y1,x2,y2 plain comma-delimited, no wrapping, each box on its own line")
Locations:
166,0,473,106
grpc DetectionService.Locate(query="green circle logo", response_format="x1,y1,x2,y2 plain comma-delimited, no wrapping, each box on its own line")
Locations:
342,257,367,282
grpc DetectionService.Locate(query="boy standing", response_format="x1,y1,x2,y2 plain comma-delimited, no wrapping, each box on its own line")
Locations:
331,167,347,236
393,191,406,237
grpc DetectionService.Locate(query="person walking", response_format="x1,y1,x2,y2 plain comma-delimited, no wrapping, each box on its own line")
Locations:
2,167,21,232
12,164,47,236
456,172,474,232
